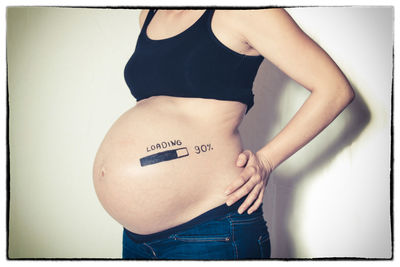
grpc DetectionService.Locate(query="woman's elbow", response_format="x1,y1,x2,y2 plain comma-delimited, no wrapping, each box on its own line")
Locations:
316,80,355,110
339,82,355,107
325,83,355,114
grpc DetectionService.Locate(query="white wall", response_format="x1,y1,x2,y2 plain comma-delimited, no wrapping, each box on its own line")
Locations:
7,7,139,258
7,7,392,258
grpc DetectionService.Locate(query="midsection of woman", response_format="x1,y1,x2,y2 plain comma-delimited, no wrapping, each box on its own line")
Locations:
93,96,246,235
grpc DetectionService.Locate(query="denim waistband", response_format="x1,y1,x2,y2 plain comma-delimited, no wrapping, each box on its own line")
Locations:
124,195,256,243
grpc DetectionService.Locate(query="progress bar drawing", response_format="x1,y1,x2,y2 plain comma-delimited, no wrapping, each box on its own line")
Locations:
140,147,189,167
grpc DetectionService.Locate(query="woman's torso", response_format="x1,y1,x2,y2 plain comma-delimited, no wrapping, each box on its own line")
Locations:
93,9,263,235
93,97,246,234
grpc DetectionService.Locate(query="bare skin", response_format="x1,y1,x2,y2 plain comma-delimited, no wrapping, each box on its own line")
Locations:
93,9,354,234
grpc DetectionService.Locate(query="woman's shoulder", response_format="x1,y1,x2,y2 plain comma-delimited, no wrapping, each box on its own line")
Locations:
215,8,291,29
215,8,300,46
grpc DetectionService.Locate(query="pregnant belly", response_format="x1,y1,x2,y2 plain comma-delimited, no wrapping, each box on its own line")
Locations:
93,102,244,235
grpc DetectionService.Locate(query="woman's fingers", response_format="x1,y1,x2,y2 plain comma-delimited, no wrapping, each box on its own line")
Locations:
226,150,268,211
224,165,256,196
226,169,260,206
224,176,249,198
236,150,250,167
237,183,263,214
247,187,265,214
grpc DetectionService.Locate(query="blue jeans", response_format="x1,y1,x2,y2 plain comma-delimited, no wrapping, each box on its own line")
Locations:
122,204,270,260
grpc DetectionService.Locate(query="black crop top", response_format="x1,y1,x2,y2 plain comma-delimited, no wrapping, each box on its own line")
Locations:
124,9,264,112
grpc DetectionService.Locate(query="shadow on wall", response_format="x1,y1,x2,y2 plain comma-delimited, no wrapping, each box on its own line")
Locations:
238,59,371,258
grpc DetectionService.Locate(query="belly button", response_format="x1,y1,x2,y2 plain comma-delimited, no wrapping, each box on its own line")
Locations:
99,166,106,179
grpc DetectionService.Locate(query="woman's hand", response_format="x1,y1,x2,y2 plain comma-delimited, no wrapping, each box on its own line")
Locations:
224,150,273,214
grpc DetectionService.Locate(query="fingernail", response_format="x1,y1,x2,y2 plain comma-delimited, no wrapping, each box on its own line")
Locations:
226,201,232,206
238,208,243,214
225,189,230,195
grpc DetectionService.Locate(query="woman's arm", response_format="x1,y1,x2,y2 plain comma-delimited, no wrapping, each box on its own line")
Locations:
224,8,355,214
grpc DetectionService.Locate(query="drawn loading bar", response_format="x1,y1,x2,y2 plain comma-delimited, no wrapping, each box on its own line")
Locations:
139,147,189,167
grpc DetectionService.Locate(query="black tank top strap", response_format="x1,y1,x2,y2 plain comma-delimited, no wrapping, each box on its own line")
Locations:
205,9,215,20
204,9,216,33
142,9,157,30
